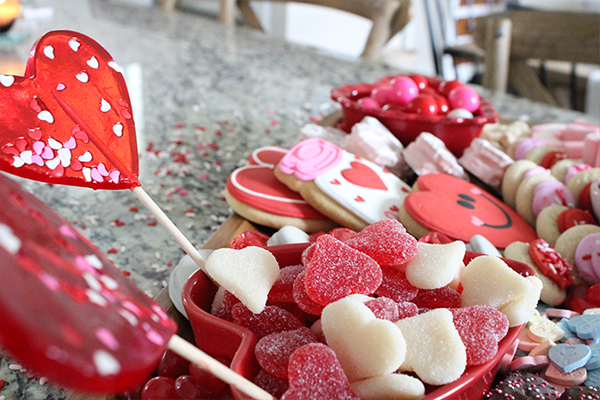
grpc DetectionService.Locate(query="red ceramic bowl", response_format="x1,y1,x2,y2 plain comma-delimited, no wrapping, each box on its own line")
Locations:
182,244,533,400
331,76,499,157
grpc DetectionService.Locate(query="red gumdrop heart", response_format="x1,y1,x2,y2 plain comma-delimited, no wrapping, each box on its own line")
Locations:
268,264,305,304
303,235,382,306
140,377,177,400
375,266,419,303
344,219,417,267
364,297,400,321
449,306,509,366
212,290,241,322
255,327,319,379
396,301,419,320
281,343,361,400
292,270,324,316
254,369,289,398
231,304,304,338
174,375,219,399
413,287,462,309
229,230,270,249
157,350,190,379
0,31,139,190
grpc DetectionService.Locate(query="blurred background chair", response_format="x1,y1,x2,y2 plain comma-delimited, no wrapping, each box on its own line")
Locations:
160,0,413,61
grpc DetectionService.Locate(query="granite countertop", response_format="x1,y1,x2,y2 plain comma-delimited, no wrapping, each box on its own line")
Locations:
0,0,591,399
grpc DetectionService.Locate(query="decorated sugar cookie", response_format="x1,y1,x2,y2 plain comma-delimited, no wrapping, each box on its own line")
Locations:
274,138,412,232
225,146,336,233
400,173,537,249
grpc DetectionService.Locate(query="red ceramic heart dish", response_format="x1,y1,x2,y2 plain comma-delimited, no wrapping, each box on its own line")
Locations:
0,173,176,393
0,30,139,190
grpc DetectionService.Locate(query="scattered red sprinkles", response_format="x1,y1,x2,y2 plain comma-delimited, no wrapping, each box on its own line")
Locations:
0,379,4,389
122,270,131,277
107,248,118,254
147,221,157,226
146,142,154,152
129,206,139,212
111,219,126,227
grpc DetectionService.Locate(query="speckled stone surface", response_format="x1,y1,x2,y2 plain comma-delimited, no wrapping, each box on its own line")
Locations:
0,0,591,399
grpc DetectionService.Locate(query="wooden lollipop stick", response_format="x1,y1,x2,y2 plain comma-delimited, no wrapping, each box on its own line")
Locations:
168,335,275,400
132,186,207,269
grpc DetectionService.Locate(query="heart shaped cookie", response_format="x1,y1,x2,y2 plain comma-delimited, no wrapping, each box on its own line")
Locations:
0,31,138,190
321,297,406,382
205,247,280,314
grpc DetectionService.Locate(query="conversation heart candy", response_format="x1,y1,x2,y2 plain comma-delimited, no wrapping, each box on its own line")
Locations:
586,326,600,370
461,255,542,326
304,234,382,306
349,373,425,400
528,317,565,343
567,314,600,339
255,327,319,379
231,304,304,338
449,306,509,366
405,241,465,289
281,343,360,400
321,297,406,382
205,246,280,313
344,219,417,267
395,308,466,385
542,363,588,386
548,343,591,373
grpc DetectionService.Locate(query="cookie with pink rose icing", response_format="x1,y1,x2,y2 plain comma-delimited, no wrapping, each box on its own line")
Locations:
398,173,537,249
274,138,411,232
225,146,338,233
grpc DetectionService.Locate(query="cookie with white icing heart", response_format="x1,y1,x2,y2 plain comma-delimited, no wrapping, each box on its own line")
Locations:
225,146,337,233
274,138,412,232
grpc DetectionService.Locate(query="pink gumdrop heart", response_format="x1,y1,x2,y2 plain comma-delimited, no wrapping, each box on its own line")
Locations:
449,306,509,366
255,327,319,379
231,304,304,338
448,86,480,113
304,234,382,306
345,219,417,267
281,343,361,400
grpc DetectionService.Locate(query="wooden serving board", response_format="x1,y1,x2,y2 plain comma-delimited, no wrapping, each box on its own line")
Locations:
67,213,263,400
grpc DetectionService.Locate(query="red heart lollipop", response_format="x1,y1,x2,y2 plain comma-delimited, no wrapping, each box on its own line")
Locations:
0,172,274,399
0,30,139,190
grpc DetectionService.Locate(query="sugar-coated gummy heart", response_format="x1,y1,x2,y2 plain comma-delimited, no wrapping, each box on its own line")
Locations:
304,234,382,306
460,255,542,327
364,297,401,321
375,266,419,303
292,270,324,316
412,287,462,309
349,373,425,400
268,264,305,304
253,369,289,398
0,173,176,393
255,327,318,379
404,174,537,249
281,343,361,400
344,219,417,267
211,288,241,322
174,375,219,400
395,308,466,385
205,246,280,314
449,306,509,366
321,297,406,382
405,241,465,289
0,31,139,190
231,304,304,338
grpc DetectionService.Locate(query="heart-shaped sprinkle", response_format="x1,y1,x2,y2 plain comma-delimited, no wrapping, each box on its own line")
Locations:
87,56,99,69
78,151,93,163
19,150,33,165
97,162,109,176
46,157,60,170
109,170,120,183
76,72,89,83
64,137,77,150
354,196,365,202
48,137,62,150
37,110,54,124
43,45,54,59
56,83,66,91
0,74,14,87
205,247,280,313
304,234,382,306
112,122,123,137
90,167,103,182
281,343,360,400
100,98,111,112
68,38,80,51
41,146,54,160
108,61,121,73
548,343,591,373
322,296,406,382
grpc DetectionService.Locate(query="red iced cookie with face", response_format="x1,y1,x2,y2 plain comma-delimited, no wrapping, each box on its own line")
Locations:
402,174,537,249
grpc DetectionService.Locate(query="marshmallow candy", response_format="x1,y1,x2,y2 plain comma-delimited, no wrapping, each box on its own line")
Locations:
405,241,465,290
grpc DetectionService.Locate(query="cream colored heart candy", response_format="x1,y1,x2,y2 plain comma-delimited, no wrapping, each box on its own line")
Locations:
205,246,280,313
405,241,465,290
395,308,466,386
461,255,542,326
321,296,406,383
350,374,425,400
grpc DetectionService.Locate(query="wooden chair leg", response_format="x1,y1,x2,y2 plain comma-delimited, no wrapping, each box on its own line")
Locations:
236,1,264,31
482,16,512,93
361,0,401,61
159,0,178,11
220,0,236,25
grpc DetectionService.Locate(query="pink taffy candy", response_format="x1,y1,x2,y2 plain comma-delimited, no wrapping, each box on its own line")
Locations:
0,173,176,393
575,233,600,285
448,86,480,113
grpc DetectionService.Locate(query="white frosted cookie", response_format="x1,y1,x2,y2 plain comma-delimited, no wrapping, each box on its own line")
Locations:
502,160,538,209
503,241,566,306
515,174,558,227
536,204,569,247
567,168,600,207
555,224,600,267
525,145,558,165
550,159,579,182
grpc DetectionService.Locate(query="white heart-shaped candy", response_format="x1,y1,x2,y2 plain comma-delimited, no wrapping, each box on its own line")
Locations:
395,308,466,385
205,247,279,314
0,74,14,87
321,296,406,382
405,241,465,289
350,374,424,400
266,225,310,246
